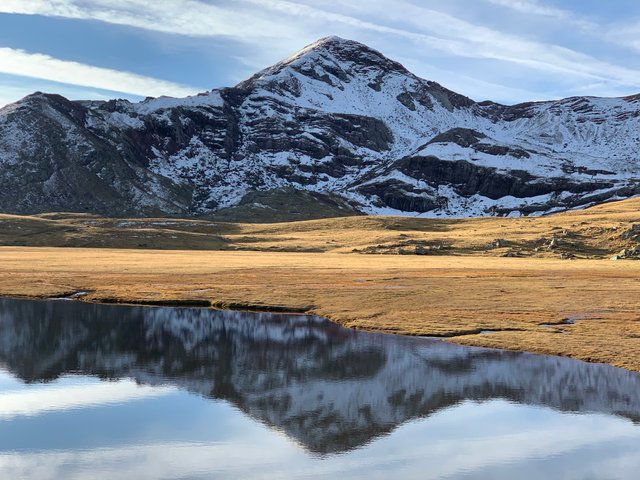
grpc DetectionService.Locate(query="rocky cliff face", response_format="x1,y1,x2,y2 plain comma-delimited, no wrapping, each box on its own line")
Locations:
1,36,639,218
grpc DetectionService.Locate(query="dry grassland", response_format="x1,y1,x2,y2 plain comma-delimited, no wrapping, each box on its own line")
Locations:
1,197,640,371
1,196,640,259
1,245,640,371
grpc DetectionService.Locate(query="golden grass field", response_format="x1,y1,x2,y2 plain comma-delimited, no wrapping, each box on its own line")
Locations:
1,195,640,258
1,197,640,371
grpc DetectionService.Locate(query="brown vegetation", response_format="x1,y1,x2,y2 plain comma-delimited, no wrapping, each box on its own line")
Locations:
1,196,640,259
1,197,640,371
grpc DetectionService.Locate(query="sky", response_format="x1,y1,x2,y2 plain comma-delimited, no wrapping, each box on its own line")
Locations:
1,0,640,107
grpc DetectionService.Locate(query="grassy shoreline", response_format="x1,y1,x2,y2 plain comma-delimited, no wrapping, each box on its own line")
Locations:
2,246,640,372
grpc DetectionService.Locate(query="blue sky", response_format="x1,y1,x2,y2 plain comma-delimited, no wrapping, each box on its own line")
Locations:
1,0,640,107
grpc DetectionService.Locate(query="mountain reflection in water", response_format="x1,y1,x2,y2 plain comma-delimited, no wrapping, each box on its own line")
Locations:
1,298,639,456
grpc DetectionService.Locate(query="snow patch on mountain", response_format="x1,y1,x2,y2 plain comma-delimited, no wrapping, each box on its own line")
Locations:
0,36,639,217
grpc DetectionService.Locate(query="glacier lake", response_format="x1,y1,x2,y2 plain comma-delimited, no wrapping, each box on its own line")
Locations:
0,298,639,479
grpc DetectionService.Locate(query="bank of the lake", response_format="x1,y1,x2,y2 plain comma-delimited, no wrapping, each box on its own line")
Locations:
1,247,639,372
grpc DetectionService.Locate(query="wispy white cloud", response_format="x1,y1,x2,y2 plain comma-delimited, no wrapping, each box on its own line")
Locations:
0,48,200,98
485,0,640,61
392,59,554,103
484,0,593,26
0,400,639,480
606,20,640,54
249,0,640,90
242,0,466,53
0,0,301,39
0,0,639,103
0,380,174,419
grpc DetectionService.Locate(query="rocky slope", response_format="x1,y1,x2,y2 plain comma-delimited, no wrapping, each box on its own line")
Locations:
1,36,639,218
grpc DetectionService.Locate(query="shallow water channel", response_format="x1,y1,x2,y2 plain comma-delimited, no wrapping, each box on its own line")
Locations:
0,298,639,479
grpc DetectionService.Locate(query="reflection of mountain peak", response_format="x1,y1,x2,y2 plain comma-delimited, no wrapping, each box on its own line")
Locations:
1,298,640,454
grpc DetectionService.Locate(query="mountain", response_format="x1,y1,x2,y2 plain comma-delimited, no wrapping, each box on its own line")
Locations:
1,36,639,219
2,298,640,454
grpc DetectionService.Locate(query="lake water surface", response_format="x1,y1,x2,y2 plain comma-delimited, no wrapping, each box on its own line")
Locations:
0,298,639,479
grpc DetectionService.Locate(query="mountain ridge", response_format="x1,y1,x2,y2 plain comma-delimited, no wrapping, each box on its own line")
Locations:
1,36,639,219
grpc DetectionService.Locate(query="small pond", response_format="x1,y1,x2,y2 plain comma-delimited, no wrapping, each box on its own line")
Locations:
0,298,639,479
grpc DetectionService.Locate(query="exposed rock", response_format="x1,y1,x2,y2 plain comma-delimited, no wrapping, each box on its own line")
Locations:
614,246,640,260
425,128,486,148
548,238,564,250
415,245,428,255
622,224,640,240
1,36,640,218
357,180,439,212
493,239,509,248
396,92,416,111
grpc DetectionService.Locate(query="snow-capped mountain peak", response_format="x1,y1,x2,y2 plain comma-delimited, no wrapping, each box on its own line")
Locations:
0,37,639,218
245,35,411,82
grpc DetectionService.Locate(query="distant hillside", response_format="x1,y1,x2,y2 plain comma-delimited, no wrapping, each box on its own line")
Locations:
1,196,639,260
